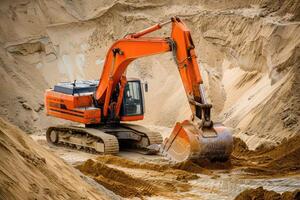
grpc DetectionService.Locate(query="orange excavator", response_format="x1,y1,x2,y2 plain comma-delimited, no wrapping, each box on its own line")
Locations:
45,17,233,162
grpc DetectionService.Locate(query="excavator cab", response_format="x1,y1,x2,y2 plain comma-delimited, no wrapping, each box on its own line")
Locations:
120,79,145,121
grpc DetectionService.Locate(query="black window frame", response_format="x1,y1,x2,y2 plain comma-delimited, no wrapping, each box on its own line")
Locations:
120,80,144,117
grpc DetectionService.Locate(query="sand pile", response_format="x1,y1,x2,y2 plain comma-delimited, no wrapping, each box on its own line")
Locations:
231,136,300,175
0,117,108,200
76,155,216,198
234,187,300,200
96,155,210,175
77,159,159,198
77,142,300,199
232,137,251,156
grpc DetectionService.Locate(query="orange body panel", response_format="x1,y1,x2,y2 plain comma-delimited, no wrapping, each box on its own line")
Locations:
46,90,93,109
45,90,101,124
120,115,144,121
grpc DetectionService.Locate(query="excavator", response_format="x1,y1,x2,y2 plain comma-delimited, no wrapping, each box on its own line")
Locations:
45,17,233,162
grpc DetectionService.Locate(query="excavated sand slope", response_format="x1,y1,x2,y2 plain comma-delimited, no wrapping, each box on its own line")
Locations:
0,0,299,150
0,0,299,199
0,117,109,200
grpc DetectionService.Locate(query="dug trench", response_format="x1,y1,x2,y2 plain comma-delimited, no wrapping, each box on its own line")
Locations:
72,135,300,199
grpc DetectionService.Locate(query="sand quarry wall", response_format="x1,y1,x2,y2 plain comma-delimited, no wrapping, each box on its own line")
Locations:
0,0,299,149
0,117,113,200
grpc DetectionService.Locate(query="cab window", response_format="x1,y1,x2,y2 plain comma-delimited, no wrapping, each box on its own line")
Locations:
121,81,143,116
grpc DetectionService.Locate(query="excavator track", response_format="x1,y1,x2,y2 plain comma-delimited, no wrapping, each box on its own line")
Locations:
146,131,163,146
46,126,119,154
46,124,163,155
120,124,163,147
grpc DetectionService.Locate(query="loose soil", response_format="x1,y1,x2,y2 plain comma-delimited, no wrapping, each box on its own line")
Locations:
76,156,205,198
75,135,300,199
0,117,108,200
0,0,300,199
77,159,160,198
231,136,300,176
234,187,300,200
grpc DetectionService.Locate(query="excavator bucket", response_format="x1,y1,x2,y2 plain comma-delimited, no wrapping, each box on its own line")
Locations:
160,120,233,163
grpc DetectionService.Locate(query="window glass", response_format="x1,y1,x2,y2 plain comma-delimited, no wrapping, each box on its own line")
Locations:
123,81,143,116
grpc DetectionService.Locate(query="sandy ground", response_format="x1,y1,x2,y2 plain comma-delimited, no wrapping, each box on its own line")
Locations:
31,126,300,200
235,187,300,200
0,117,111,200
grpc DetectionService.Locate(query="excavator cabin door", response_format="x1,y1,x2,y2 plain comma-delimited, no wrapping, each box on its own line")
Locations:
120,79,144,121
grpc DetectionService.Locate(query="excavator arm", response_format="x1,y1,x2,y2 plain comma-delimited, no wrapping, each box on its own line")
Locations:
95,17,212,127
95,38,171,117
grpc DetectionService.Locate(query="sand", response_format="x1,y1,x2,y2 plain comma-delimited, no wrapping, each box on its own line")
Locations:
0,117,110,200
0,0,299,199
0,0,299,138
74,135,300,199
95,155,211,175
234,187,300,200
77,159,161,198
74,132,300,199
231,135,300,176
76,154,215,199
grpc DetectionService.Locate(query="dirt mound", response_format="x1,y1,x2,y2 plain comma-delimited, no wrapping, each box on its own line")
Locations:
246,135,300,175
95,155,207,183
0,117,107,200
96,155,169,171
232,137,251,156
231,135,300,175
77,157,200,198
96,155,211,175
77,159,159,198
173,160,213,173
97,135,300,176
234,187,300,200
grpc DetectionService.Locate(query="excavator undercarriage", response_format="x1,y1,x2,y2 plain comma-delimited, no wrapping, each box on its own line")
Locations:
46,123,162,154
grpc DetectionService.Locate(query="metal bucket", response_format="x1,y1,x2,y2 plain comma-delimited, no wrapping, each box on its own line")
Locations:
160,120,233,163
